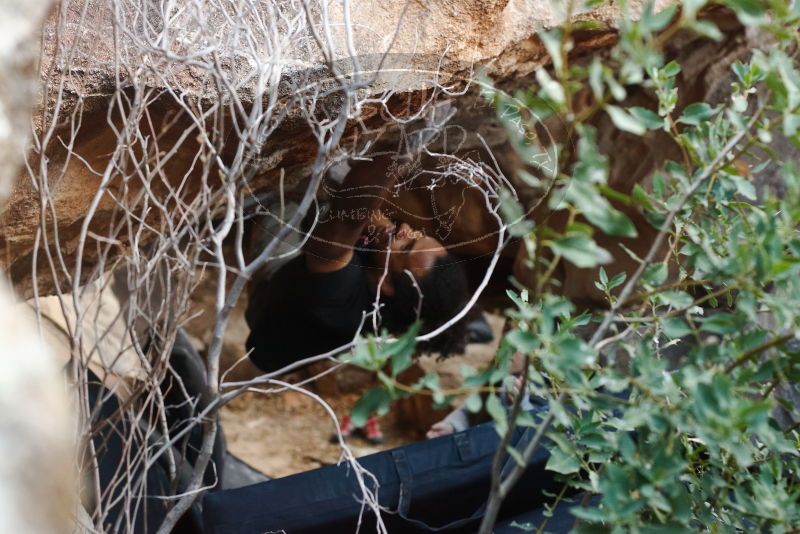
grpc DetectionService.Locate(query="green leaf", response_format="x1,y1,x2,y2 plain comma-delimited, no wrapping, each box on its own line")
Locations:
608,271,627,290
663,60,682,77
589,207,638,238
606,105,646,135
700,312,739,335
589,59,604,100
659,290,694,309
516,169,542,188
464,393,482,413
597,184,632,206
641,3,677,32
643,262,668,285
728,0,768,25
677,103,717,126
732,61,749,84
506,445,527,468
536,68,565,104
539,29,563,72
739,329,768,352
730,175,757,200
486,394,508,436
555,336,595,367
507,329,540,353
629,106,666,130
387,323,420,376
653,173,667,197
548,233,613,268
632,184,656,211
618,433,637,463
605,72,627,101
351,387,393,427
570,505,606,523
732,93,749,113
565,182,638,238
546,446,581,474
499,188,534,237
688,19,724,41
342,336,384,370
662,317,691,338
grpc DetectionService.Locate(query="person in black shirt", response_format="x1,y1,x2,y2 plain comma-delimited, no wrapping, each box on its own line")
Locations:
245,154,470,442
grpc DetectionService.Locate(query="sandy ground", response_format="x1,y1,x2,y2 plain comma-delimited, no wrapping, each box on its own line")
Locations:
219,314,506,479
220,390,419,478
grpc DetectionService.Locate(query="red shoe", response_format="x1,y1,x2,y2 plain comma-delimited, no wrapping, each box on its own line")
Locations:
364,416,384,445
330,414,353,443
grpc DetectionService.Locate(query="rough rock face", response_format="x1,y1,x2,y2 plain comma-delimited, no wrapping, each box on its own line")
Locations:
0,2,781,308
0,0,665,297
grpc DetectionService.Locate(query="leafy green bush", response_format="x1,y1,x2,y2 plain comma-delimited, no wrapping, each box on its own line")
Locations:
347,0,800,531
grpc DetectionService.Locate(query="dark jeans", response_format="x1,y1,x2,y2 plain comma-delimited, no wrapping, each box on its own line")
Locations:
203,406,564,534
86,328,224,534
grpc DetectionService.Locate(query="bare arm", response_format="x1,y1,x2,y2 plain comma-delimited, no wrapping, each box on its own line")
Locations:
304,155,399,272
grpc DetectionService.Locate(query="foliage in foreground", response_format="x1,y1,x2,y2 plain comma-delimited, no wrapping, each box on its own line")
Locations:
347,0,800,531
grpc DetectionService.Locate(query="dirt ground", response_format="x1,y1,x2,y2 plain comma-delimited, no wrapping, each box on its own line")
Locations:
220,390,417,478
218,314,506,479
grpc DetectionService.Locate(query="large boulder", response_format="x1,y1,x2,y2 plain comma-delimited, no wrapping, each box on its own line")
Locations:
0,0,662,297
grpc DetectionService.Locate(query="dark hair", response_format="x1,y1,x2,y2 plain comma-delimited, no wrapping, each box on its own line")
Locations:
383,253,470,357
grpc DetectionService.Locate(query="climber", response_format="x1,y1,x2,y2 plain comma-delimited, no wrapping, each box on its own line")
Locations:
245,154,472,443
